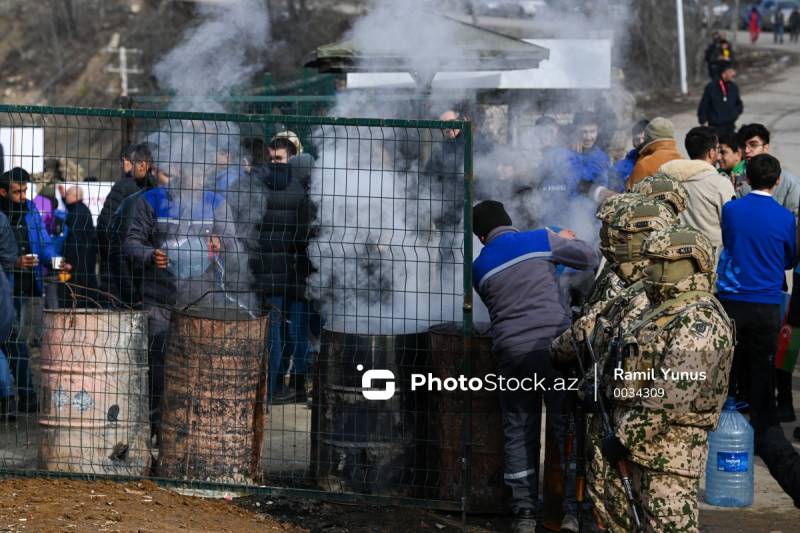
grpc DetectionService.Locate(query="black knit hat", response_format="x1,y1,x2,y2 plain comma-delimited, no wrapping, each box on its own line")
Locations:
473,200,512,238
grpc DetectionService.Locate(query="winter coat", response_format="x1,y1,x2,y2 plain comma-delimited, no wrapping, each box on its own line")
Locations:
62,201,99,295
97,173,157,265
0,200,57,296
251,161,313,301
612,148,639,192
33,194,58,236
0,212,14,341
698,79,743,128
0,211,16,274
108,190,147,305
123,187,230,307
538,146,610,197
626,139,684,190
658,159,736,258
790,10,800,31
473,226,600,357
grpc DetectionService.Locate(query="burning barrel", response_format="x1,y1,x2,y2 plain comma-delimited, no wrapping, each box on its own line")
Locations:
158,308,269,484
38,309,150,475
311,328,429,496
427,322,509,513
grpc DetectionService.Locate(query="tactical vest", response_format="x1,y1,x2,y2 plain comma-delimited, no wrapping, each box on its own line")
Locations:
612,290,733,407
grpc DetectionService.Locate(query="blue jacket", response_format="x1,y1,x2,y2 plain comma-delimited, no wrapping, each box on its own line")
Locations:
473,227,600,356
123,186,228,306
717,192,797,304
539,146,610,198
8,201,58,295
612,148,639,192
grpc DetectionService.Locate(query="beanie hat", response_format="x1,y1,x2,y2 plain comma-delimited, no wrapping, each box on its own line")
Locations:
473,200,512,238
644,117,675,145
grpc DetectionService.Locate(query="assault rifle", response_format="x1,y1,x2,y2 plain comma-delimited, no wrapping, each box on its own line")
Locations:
570,335,644,532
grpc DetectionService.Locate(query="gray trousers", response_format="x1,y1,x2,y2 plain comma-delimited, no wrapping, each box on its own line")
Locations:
496,348,567,514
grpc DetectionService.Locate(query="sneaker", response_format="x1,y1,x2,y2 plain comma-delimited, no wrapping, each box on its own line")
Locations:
511,509,537,533
560,513,579,532
778,403,796,423
271,375,308,405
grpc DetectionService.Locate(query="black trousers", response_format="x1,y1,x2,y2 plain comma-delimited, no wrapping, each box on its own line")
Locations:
496,348,567,514
722,300,782,433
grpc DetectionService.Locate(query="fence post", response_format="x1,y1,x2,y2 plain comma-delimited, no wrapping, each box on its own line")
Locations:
117,95,134,149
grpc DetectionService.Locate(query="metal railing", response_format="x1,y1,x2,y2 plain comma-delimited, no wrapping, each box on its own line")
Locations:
0,104,488,512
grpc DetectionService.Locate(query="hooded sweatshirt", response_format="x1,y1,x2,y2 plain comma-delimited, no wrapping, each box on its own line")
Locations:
659,159,736,259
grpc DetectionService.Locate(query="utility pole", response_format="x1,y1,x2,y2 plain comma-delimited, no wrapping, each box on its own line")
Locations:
676,0,688,95
104,33,143,97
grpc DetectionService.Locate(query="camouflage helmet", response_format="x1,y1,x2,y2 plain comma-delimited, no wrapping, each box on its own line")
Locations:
641,225,715,273
630,174,689,215
608,198,678,233
595,193,645,224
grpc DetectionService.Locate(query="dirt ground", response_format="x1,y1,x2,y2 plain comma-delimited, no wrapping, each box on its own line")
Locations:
0,478,304,533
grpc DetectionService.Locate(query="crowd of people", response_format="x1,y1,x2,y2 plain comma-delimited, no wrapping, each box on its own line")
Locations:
747,6,800,45
0,131,319,429
2,78,800,531
474,115,800,532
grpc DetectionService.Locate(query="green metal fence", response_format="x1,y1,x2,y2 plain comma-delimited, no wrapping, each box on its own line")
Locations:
0,104,488,512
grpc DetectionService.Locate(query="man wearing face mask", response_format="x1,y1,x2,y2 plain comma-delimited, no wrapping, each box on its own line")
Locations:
604,226,734,533
554,198,679,532
253,142,315,404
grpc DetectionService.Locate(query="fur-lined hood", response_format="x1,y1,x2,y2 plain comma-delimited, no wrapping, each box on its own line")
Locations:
658,159,718,183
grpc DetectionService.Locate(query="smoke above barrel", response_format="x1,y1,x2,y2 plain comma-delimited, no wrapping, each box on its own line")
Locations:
307,0,636,329
148,0,271,314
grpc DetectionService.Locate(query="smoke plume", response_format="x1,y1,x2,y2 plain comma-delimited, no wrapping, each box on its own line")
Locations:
148,0,272,315
153,0,270,112
306,0,638,330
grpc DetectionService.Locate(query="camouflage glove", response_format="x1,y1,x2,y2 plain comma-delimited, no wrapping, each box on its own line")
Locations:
571,313,595,343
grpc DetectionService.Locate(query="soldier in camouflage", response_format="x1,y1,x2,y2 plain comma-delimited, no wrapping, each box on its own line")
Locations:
586,193,645,308
602,226,735,532
631,173,689,217
552,199,679,531
553,198,678,366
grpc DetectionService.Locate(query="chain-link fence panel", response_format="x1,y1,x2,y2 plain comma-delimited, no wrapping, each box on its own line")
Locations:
0,104,487,511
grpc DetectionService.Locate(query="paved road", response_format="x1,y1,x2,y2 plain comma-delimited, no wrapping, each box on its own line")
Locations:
668,41,800,173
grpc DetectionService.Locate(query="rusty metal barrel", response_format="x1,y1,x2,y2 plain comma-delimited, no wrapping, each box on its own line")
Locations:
158,308,269,484
38,309,150,475
311,328,429,496
427,322,509,513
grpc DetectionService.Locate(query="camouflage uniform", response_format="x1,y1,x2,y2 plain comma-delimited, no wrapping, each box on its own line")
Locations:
581,200,678,532
607,227,735,533
550,198,679,529
631,174,689,217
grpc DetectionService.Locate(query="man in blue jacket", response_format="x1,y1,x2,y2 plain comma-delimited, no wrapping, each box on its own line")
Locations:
0,168,63,413
717,154,797,436
611,119,649,192
472,200,600,533
123,168,233,439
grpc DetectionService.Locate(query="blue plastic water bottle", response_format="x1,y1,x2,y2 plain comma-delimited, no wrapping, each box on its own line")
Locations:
705,397,754,507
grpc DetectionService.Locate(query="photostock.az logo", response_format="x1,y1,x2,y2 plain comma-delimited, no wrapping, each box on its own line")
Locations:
357,364,395,400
